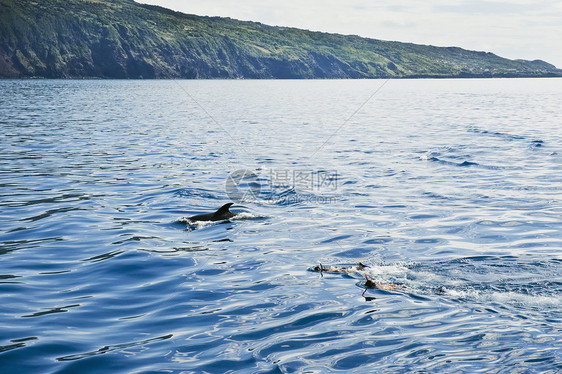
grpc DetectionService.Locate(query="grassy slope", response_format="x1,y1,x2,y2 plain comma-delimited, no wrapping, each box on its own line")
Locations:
1,0,560,78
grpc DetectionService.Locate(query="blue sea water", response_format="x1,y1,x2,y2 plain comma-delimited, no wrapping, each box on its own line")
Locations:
1,78,561,373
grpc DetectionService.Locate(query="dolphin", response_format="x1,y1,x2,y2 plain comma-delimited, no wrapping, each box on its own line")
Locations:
364,274,403,291
312,263,369,273
188,203,236,222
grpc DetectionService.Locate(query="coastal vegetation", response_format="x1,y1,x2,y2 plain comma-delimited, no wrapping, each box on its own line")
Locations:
1,0,560,79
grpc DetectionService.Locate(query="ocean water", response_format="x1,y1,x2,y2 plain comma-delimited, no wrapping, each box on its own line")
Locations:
1,78,561,373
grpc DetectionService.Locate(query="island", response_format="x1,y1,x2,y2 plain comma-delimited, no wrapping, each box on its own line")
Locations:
1,0,561,79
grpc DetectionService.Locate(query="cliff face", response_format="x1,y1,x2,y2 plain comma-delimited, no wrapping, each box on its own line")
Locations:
1,0,560,79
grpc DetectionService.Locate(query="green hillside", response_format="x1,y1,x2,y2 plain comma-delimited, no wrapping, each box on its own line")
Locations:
1,0,560,78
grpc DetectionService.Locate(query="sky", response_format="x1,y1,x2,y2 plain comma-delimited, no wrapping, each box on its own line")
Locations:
138,0,562,68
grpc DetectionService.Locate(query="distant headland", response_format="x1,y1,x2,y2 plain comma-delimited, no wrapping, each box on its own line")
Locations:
1,0,561,79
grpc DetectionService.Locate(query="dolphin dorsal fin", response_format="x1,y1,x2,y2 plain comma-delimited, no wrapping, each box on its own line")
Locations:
212,203,234,220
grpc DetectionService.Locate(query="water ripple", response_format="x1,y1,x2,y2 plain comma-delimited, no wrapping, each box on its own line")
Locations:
1,79,561,373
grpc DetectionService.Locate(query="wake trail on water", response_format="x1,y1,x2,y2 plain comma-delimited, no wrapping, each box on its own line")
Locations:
311,257,562,310
177,212,267,230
